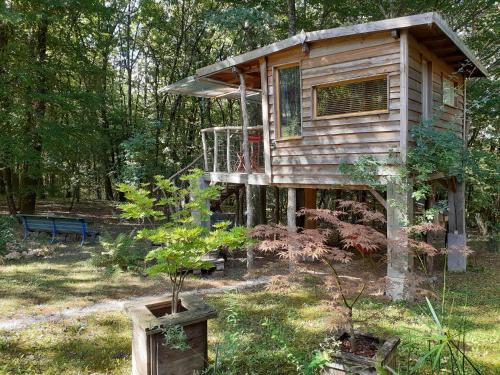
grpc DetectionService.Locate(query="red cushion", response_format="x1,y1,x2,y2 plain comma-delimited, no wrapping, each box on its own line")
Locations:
248,135,263,142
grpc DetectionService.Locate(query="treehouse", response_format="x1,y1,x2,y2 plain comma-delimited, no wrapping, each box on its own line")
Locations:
161,13,487,300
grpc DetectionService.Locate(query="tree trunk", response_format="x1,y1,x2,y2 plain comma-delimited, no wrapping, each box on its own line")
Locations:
237,70,254,269
20,15,48,214
2,167,17,215
249,185,267,226
287,0,297,37
287,188,297,271
274,186,280,224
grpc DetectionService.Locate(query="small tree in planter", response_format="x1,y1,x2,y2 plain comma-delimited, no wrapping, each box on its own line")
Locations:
120,169,248,375
251,200,443,373
119,169,248,313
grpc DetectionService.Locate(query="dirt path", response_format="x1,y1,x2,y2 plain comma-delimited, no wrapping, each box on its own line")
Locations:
0,277,270,330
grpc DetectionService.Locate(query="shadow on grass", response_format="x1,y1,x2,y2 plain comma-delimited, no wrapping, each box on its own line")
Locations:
0,313,131,374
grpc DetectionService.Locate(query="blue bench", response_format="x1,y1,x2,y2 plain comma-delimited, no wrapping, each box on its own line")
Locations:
19,215,99,246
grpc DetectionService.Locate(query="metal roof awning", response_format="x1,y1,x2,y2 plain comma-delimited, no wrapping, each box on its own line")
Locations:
159,75,261,101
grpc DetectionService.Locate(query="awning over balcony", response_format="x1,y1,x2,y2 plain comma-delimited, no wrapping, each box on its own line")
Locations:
159,75,261,102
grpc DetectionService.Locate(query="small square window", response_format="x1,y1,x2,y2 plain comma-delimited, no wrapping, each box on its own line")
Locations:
443,78,455,107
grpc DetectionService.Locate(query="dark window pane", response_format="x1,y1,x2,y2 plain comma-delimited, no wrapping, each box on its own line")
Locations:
316,77,388,117
278,66,301,137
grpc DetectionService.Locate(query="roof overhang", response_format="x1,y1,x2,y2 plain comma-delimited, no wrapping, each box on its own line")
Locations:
159,75,261,101
160,12,487,99
196,12,487,78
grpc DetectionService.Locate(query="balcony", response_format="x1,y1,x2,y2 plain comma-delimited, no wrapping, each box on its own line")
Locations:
201,126,269,185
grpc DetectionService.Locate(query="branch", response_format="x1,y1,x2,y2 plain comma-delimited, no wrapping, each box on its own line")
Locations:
323,257,350,309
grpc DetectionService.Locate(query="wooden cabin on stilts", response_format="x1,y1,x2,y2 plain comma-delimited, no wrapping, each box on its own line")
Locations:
160,13,487,301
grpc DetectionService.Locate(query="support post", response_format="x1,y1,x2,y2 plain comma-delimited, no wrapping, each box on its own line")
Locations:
201,132,208,171
213,129,219,173
191,177,210,229
386,182,413,300
226,128,231,173
304,188,317,229
399,29,409,163
235,67,254,269
287,187,297,272
259,57,272,178
447,180,467,271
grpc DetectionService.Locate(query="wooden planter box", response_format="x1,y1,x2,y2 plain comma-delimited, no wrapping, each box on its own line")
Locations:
125,295,217,375
322,331,400,375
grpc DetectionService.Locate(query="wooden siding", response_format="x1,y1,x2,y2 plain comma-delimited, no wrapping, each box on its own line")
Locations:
408,34,465,139
267,32,401,185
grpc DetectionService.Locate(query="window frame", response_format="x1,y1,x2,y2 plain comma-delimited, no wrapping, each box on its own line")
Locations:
442,75,457,108
273,62,303,140
312,74,390,120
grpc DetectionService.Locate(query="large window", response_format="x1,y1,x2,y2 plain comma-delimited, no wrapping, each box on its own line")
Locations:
276,65,301,138
314,76,388,118
443,78,456,107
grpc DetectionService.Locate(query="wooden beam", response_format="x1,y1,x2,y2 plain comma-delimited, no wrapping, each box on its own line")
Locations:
399,29,409,162
226,128,231,173
204,172,270,185
431,13,488,76
259,57,272,179
386,182,413,300
235,67,254,270
447,180,466,271
213,129,219,173
442,55,466,63
287,187,297,272
368,188,387,210
201,132,208,171
301,42,310,57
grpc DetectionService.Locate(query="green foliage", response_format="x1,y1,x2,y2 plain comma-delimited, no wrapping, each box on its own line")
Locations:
118,169,248,313
339,155,387,190
464,147,500,232
391,297,482,375
407,120,464,200
90,231,147,272
301,351,330,375
119,129,163,186
163,325,190,351
0,216,16,256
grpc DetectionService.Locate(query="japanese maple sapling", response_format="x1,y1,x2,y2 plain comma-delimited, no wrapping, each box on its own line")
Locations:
251,200,444,353
118,169,248,314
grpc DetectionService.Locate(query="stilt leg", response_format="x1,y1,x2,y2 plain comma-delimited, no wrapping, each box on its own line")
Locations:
386,182,414,300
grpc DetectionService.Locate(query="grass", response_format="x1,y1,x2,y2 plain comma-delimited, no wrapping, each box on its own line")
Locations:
0,239,254,319
205,252,500,374
0,312,131,375
0,237,498,374
0,248,500,375
0,241,165,319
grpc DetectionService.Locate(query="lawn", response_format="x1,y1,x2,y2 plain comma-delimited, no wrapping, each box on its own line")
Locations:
0,241,498,374
0,239,270,320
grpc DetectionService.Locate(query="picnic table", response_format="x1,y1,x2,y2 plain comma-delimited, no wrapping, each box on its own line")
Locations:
18,214,99,246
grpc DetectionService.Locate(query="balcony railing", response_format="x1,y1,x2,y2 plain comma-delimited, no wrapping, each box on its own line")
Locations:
201,126,264,174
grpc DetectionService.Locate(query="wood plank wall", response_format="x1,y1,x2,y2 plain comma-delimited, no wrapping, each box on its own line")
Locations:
267,31,401,185
408,35,465,139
